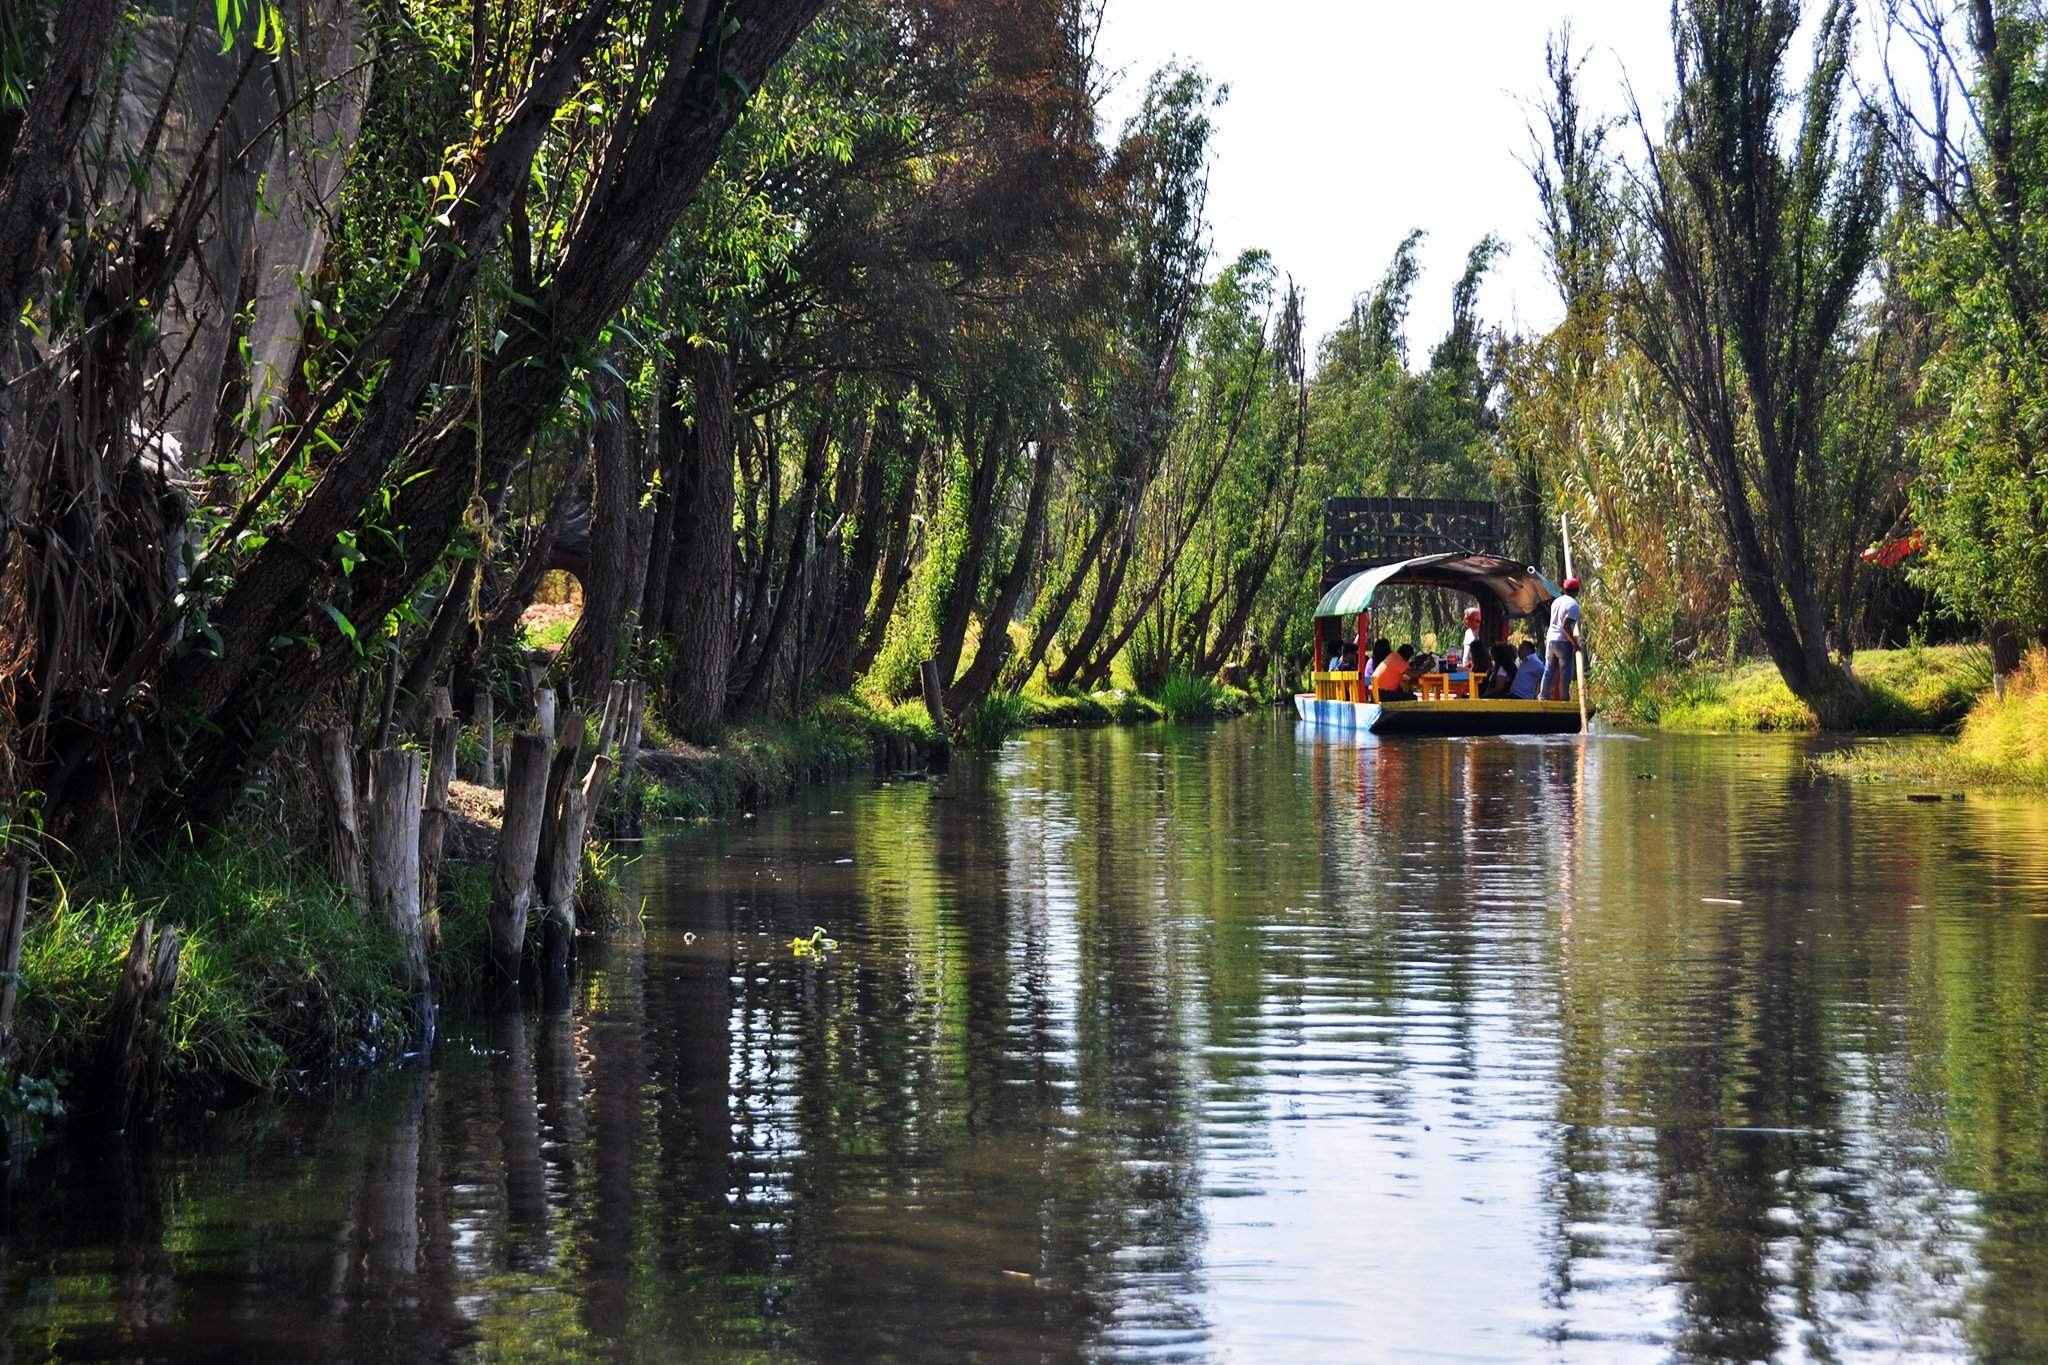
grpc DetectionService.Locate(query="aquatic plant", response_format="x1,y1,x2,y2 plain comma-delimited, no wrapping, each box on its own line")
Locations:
1156,672,1223,722
958,692,1026,749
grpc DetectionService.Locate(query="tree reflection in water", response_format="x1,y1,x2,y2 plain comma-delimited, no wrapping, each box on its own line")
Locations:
4,718,2048,1361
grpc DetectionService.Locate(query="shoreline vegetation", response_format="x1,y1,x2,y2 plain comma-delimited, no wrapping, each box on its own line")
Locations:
1592,641,2048,793
1598,644,1993,734
6,639,2041,1143
0,676,1260,1140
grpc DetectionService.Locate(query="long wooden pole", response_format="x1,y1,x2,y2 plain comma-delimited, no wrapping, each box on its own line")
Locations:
1561,516,1589,734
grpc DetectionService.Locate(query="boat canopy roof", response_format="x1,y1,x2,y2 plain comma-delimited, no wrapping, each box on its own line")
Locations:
1314,552,1562,619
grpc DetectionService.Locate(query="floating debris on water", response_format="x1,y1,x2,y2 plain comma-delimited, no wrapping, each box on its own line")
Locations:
790,926,839,958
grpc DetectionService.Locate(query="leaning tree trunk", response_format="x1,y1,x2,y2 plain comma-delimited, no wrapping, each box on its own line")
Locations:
929,420,1012,691
948,439,1055,713
659,342,736,741
567,364,636,700
821,421,899,691
0,0,126,344
851,431,926,678
733,410,832,713
84,0,828,847
1006,508,1111,691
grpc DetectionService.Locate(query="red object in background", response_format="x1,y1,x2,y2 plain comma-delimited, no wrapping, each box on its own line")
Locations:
1861,529,1924,569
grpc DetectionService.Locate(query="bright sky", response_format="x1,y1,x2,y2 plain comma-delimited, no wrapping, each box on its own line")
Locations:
1093,1,1899,359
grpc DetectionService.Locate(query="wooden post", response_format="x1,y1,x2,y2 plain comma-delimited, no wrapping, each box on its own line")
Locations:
478,691,497,786
419,715,457,956
94,918,180,1130
314,727,366,901
534,687,557,741
491,732,553,983
597,680,629,758
536,713,586,862
366,748,432,1021
612,679,647,832
0,857,29,1057
542,752,614,973
919,659,951,767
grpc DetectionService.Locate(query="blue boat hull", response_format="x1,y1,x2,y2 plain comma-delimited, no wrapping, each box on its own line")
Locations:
1293,694,1587,736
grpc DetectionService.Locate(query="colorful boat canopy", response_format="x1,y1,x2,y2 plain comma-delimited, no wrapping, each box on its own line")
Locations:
1314,552,1564,619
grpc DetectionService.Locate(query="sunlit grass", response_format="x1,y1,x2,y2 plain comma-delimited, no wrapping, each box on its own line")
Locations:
1817,649,2048,790
1628,645,1992,733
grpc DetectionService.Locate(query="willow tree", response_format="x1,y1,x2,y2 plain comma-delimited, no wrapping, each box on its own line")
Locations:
1,0,828,844
1628,0,1889,724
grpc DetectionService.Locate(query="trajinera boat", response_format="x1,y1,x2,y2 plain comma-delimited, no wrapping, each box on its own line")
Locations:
1294,550,1588,736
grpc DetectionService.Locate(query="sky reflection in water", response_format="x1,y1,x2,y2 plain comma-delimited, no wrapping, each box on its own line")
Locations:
5,715,2048,1362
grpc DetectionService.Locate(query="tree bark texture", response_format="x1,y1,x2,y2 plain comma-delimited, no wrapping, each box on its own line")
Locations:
660,342,736,740
568,364,637,700
365,747,430,1012
0,0,126,337
490,731,552,982
314,727,366,901
419,713,457,954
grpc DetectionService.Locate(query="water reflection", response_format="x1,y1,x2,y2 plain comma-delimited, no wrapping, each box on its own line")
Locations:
4,718,2048,1361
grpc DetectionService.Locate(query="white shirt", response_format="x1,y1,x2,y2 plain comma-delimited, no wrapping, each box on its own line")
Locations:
1547,593,1580,644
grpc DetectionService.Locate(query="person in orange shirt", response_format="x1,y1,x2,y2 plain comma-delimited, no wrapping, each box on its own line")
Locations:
1371,641,1417,701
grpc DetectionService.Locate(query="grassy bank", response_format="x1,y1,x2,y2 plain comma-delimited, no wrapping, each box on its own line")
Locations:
1816,650,2048,792
9,846,416,1111
1015,676,1255,730
636,695,937,821
1600,644,1992,733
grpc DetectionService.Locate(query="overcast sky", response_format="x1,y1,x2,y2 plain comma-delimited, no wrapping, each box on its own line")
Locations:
1092,1,1900,358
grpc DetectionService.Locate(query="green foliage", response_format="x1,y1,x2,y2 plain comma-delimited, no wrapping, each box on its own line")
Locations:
638,695,929,821
1639,646,1991,735
0,1069,64,1147
1818,651,2048,791
957,692,1026,749
1155,671,1223,722
13,846,414,1093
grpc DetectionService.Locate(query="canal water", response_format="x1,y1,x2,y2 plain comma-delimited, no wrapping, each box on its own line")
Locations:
5,714,2048,1362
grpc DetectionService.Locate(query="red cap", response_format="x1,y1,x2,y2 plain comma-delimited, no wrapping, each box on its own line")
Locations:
1562,575,1581,592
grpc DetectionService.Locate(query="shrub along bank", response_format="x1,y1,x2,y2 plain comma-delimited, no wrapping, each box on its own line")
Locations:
1816,650,2048,792
1597,645,1992,734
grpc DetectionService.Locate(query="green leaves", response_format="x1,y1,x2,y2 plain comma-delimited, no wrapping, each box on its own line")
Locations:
213,0,285,56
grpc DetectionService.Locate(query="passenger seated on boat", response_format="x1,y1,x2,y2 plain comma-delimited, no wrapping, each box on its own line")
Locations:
1371,643,1417,701
1509,640,1544,700
1409,651,1440,677
1480,643,1518,698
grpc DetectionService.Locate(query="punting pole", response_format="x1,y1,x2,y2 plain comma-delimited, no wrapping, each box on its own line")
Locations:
1561,515,1590,734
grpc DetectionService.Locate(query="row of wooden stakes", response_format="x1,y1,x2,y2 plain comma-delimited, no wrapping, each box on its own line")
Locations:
313,678,651,1009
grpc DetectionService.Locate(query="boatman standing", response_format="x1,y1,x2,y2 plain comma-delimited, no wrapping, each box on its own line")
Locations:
1542,575,1582,701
